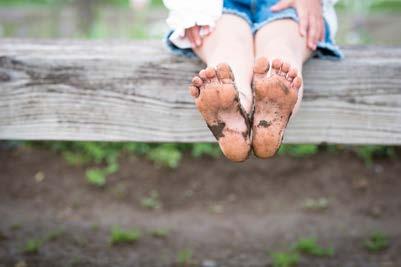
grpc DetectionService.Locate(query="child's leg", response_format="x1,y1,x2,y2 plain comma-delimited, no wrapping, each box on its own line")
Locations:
193,14,254,113
189,14,254,162
255,19,312,113
251,19,312,158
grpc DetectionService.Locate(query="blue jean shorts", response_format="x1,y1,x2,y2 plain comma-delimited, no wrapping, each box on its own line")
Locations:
165,0,343,60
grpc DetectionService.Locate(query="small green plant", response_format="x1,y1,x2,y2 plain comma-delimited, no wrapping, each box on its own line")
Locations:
23,239,42,253
85,168,107,186
63,151,91,166
354,145,396,166
364,232,390,252
110,226,141,245
147,144,182,168
177,249,193,266
293,238,334,257
191,143,221,158
150,228,169,238
85,161,119,186
270,251,299,267
140,190,162,210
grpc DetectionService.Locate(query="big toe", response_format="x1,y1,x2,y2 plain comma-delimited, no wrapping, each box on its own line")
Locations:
292,76,303,90
272,59,283,74
254,57,270,74
216,63,234,82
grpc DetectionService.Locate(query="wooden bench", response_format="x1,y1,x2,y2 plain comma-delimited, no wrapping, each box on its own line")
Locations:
1,39,400,144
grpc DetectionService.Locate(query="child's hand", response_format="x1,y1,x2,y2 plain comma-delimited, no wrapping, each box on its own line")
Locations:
271,0,324,50
185,25,212,48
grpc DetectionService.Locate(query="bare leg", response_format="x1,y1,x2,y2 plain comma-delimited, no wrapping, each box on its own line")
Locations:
189,14,254,162
255,19,312,113
251,19,312,158
193,14,254,113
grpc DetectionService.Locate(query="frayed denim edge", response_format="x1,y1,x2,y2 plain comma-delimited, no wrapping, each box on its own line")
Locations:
163,30,198,59
163,11,344,60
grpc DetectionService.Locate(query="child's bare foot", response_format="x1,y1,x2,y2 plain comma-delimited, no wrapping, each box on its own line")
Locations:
251,57,302,158
189,64,251,162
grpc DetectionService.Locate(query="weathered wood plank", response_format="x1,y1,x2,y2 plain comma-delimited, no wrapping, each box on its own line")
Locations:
0,39,401,144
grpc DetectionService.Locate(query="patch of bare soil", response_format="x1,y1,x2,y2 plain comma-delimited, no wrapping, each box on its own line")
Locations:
0,146,400,267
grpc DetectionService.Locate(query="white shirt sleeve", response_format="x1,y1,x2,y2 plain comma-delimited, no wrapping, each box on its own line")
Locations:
163,0,223,49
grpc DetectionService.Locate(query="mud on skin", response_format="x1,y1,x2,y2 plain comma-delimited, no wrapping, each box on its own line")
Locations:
189,63,251,162
252,57,302,159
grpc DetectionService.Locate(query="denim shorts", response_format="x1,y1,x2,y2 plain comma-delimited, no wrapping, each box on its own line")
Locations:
165,0,343,60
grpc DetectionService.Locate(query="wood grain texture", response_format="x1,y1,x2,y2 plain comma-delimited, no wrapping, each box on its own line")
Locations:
1,39,401,144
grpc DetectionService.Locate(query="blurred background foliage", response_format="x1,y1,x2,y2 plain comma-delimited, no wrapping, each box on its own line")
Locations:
1,0,400,184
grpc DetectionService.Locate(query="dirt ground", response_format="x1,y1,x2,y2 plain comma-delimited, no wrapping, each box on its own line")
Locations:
0,146,400,267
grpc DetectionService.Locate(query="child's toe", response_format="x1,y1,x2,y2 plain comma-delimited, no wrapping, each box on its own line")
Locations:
219,84,237,108
292,76,303,90
286,67,298,82
280,62,290,77
205,67,216,80
189,85,200,98
254,57,270,74
199,69,207,80
216,63,234,83
272,59,283,74
192,76,203,87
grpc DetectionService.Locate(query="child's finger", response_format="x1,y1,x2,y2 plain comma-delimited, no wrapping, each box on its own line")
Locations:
202,26,212,36
270,0,293,12
298,10,308,37
314,18,323,47
186,29,196,48
319,20,325,42
307,16,318,50
192,27,202,47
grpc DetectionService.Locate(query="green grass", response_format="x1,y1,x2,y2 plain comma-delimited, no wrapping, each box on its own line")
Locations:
177,249,193,266
270,251,299,267
85,162,118,186
110,226,141,245
293,238,334,257
364,232,390,252
354,145,396,166
23,239,42,253
140,190,162,210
